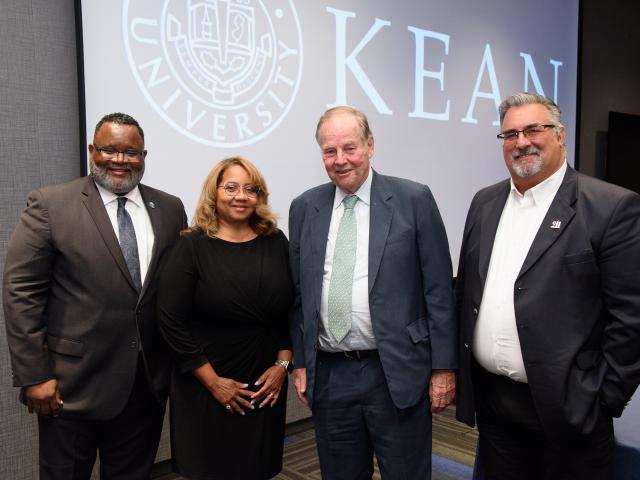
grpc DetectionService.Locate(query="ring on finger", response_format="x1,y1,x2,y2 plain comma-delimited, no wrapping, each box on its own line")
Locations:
225,404,231,410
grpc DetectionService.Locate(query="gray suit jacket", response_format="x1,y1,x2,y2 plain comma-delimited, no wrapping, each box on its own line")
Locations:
455,166,640,440
3,176,187,420
288,171,457,408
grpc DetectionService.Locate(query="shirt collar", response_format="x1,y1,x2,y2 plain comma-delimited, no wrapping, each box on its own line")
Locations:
333,167,373,210
510,161,567,205
94,180,143,209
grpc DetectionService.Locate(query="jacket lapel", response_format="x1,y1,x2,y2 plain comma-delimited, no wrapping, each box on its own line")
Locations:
80,177,137,292
517,167,577,279
138,185,162,300
478,181,510,287
368,172,393,293
309,185,334,314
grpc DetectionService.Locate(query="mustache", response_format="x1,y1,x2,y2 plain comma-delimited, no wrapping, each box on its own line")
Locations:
512,147,541,160
105,163,133,171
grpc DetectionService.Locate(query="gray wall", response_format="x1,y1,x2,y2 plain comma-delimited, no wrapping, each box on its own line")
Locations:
1,0,639,478
1,1,80,478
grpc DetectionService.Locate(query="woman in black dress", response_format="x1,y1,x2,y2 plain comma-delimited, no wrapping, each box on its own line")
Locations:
158,157,293,480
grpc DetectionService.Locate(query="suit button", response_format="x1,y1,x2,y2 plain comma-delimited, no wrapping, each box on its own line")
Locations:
130,340,138,349
464,343,470,350
473,307,479,315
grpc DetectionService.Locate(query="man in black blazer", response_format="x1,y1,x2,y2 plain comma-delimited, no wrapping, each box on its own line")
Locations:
455,93,640,479
3,113,187,479
289,106,457,479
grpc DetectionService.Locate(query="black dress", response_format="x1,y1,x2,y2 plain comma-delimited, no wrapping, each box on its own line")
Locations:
158,229,293,480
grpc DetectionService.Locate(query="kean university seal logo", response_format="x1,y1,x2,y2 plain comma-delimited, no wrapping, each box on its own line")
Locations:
124,0,303,147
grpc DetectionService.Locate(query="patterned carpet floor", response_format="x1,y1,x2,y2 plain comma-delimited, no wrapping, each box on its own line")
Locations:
157,407,478,479
276,407,478,479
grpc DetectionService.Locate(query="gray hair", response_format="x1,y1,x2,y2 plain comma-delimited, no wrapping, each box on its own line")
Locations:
94,112,145,141
315,106,373,144
499,93,564,131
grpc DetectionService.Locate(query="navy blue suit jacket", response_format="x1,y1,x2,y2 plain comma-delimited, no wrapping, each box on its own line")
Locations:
288,170,457,408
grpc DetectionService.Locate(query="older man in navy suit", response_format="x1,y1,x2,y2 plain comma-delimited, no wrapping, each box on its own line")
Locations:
288,106,457,479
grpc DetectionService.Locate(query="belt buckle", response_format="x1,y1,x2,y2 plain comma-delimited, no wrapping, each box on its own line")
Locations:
343,351,359,360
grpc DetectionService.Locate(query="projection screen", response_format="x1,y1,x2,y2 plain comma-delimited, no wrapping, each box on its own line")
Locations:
80,0,580,267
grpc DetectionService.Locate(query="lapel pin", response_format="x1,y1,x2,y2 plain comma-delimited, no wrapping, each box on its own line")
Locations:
551,220,561,229
148,201,156,209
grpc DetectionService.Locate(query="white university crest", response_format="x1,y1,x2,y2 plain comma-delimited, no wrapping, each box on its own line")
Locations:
124,0,303,147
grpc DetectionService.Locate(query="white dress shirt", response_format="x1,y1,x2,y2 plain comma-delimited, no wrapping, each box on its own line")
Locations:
95,182,155,287
472,162,567,382
319,168,375,351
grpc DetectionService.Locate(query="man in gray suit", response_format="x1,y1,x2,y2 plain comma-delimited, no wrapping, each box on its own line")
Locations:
3,113,187,479
288,106,457,479
456,93,640,479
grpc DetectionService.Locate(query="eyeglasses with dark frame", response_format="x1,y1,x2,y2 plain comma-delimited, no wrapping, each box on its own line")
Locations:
93,145,144,161
497,124,557,144
217,182,260,198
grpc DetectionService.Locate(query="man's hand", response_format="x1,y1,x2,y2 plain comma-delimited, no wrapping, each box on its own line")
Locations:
293,368,309,406
429,369,455,413
24,379,63,416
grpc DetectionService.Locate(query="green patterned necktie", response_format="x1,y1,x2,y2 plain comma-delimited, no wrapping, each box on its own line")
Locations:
328,195,359,342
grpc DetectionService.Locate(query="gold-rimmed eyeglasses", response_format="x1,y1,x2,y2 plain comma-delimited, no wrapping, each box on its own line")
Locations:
217,182,260,198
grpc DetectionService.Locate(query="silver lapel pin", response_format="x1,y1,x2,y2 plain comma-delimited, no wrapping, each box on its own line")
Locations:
148,201,156,209
550,220,561,229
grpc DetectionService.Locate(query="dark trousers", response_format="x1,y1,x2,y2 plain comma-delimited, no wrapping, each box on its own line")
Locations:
472,360,614,480
312,351,432,480
38,360,165,480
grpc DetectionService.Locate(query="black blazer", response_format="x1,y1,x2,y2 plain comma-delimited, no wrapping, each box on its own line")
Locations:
455,166,640,441
3,176,187,420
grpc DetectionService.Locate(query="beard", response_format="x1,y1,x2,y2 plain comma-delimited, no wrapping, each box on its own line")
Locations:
510,146,544,178
89,158,145,194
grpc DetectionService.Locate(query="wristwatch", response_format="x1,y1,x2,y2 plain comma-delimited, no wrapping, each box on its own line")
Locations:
274,359,294,374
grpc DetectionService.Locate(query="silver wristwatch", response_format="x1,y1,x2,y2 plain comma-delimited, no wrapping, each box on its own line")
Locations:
274,359,293,374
